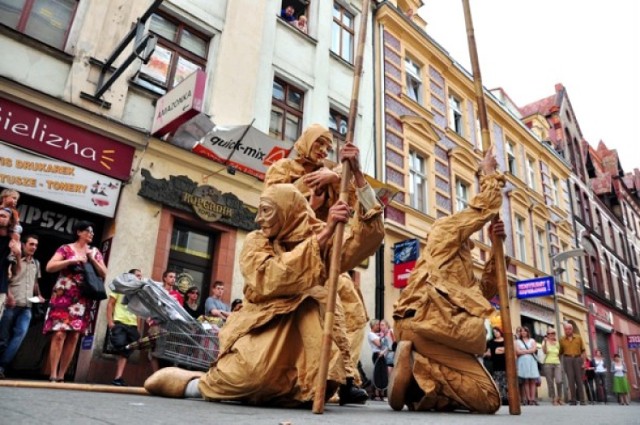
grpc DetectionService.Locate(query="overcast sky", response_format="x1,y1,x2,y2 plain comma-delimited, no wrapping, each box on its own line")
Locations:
418,0,640,173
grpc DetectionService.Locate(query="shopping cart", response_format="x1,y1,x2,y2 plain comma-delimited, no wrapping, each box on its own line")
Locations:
110,273,220,371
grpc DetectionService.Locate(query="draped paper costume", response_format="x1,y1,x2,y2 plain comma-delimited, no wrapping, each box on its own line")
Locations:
392,172,505,413
264,124,368,379
198,184,383,405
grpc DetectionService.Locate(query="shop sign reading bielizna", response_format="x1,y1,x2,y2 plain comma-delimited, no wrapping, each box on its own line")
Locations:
0,143,121,217
0,98,135,180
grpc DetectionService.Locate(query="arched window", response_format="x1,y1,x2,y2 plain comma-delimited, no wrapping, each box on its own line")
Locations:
583,239,602,294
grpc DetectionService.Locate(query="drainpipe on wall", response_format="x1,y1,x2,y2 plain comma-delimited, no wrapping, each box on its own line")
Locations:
373,5,386,320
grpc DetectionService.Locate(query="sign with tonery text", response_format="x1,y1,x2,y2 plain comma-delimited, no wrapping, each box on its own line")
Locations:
0,97,135,180
0,143,121,217
628,335,640,349
516,276,555,299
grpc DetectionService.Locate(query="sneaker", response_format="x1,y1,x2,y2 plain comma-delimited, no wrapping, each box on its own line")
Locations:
112,378,127,386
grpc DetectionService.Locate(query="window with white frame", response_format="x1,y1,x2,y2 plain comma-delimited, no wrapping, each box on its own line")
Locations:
455,179,469,212
0,0,78,49
536,228,547,272
404,57,422,104
327,109,347,162
409,151,428,213
138,13,209,94
526,156,536,189
448,94,464,136
506,141,517,176
560,242,570,282
551,175,560,206
515,215,527,262
279,1,309,33
331,2,354,63
270,77,304,143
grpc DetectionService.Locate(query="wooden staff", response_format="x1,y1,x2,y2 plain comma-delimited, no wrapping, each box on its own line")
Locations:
312,0,371,414
0,380,149,395
462,0,521,415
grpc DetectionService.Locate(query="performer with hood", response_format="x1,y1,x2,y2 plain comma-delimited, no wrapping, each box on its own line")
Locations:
145,143,384,406
388,148,505,413
265,124,370,403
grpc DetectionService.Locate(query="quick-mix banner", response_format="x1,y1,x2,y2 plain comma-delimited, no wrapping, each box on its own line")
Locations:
0,143,121,217
190,125,293,180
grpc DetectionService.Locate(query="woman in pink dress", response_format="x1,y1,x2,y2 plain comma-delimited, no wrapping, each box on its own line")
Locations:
43,221,107,382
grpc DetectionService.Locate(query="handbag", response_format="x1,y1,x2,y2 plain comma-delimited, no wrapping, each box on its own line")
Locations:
80,261,107,300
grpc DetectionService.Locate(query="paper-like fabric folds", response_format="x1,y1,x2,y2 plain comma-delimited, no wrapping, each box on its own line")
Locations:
392,173,505,413
199,184,383,405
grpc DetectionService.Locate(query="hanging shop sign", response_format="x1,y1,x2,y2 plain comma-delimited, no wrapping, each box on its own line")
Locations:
166,118,293,181
0,97,135,180
138,168,257,231
515,276,555,299
151,69,206,137
628,335,640,349
0,143,121,217
393,238,420,288
191,124,292,180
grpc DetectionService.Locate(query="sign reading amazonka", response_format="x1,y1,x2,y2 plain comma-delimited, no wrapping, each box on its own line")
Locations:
0,97,135,180
138,169,258,231
151,69,206,137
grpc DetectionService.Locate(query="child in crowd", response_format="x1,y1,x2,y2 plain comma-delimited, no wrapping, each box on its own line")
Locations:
295,15,308,33
0,189,22,244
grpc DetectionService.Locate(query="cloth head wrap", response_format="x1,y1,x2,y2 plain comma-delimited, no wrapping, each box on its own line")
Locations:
293,124,333,167
260,184,324,244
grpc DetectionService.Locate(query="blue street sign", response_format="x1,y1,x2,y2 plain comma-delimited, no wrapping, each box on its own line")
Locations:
516,276,555,299
393,239,420,264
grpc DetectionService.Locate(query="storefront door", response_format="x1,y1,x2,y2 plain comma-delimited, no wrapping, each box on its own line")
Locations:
168,222,215,313
595,330,613,402
8,193,106,379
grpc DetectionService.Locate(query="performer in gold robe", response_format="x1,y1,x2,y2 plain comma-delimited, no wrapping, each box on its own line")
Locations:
389,149,505,414
265,124,370,399
145,143,384,407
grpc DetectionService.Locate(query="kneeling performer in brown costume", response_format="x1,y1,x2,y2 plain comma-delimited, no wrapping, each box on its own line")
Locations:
389,149,505,413
145,144,383,407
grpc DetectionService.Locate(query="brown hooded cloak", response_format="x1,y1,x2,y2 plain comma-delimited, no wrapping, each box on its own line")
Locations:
198,183,383,406
392,173,505,413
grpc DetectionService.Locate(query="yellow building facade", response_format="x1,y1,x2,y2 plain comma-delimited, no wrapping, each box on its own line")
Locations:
373,1,588,360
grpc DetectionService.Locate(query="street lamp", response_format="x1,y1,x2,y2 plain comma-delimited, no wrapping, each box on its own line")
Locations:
551,248,586,401
551,248,587,333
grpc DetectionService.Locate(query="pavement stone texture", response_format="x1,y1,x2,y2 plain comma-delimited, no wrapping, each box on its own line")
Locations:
0,385,637,425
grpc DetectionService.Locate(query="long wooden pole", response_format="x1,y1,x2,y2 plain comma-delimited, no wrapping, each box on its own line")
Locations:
461,0,521,415
312,0,371,414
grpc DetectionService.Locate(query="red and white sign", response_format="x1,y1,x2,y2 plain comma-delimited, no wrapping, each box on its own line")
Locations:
151,69,206,137
0,142,121,217
191,124,293,180
393,260,416,289
0,97,135,180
